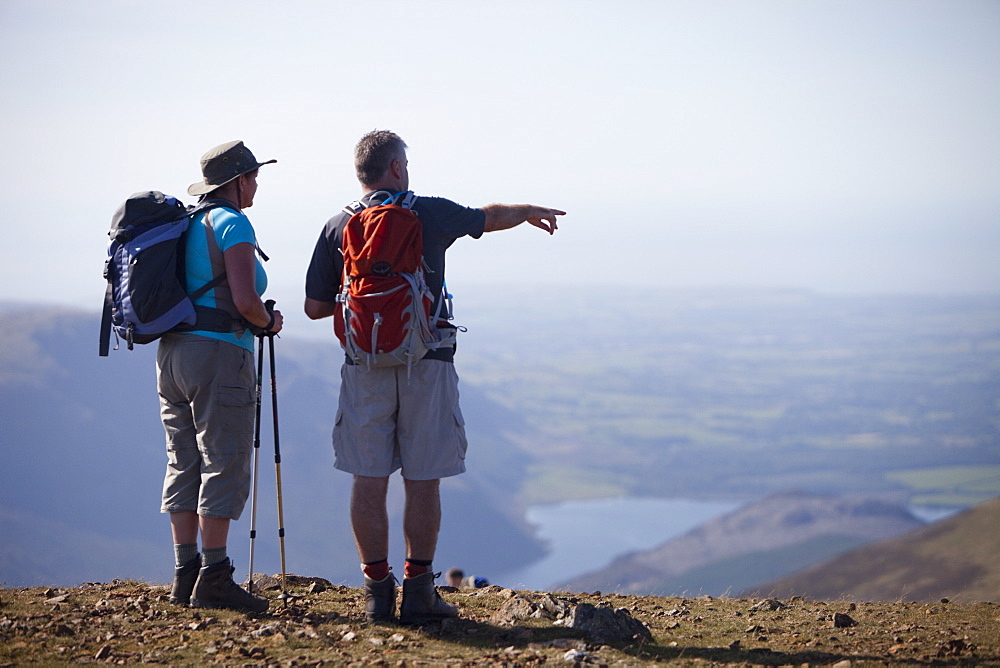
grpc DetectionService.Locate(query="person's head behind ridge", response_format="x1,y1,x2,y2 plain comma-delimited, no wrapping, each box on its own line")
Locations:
355,130,408,190
445,567,464,588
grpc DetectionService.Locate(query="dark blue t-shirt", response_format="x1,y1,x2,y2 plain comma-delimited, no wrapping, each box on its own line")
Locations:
305,191,486,362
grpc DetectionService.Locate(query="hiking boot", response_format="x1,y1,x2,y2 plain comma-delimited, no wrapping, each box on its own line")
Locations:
190,558,268,613
169,555,201,605
399,571,458,624
364,573,398,623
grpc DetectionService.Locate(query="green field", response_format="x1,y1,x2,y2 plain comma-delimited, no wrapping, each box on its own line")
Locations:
885,465,1000,506
458,289,1000,506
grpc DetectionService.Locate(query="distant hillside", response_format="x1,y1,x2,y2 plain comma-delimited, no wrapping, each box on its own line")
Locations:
3,290,998,591
0,307,545,587
553,492,924,597
456,287,1000,506
744,497,1000,604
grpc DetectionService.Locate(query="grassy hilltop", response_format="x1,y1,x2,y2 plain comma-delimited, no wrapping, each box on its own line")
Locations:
2,580,998,666
748,498,1000,604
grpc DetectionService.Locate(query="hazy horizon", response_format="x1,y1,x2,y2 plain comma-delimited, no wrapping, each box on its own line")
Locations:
2,0,998,315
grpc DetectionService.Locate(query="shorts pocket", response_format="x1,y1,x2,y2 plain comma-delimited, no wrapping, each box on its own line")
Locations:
453,405,468,460
331,406,345,454
218,385,255,436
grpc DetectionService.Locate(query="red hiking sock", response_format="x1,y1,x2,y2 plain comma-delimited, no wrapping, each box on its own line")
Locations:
362,560,391,581
404,559,432,578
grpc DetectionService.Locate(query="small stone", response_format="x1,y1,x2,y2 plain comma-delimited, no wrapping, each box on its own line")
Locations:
833,613,857,628
248,573,281,591
250,621,283,637
563,648,592,663
749,599,787,612
490,595,539,626
562,602,653,644
537,594,572,619
937,638,970,656
54,624,75,637
95,644,111,660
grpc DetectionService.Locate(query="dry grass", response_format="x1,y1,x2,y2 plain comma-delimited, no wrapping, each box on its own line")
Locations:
2,578,998,666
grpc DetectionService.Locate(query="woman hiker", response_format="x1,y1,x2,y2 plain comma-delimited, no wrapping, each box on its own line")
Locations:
159,140,283,612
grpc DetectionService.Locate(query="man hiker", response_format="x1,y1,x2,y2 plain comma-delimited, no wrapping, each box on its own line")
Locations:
304,130,564,623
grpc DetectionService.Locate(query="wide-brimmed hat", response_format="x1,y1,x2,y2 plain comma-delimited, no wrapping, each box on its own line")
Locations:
187,140,276,196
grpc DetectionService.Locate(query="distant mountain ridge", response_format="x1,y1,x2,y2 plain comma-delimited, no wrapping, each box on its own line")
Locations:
744,497,1000,603
0,307,545,587
554,492,925,597
2,295,997,598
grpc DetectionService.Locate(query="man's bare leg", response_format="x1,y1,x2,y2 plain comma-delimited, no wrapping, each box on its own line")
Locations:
353,475,395,622
403,478,441,563
351,475,391,563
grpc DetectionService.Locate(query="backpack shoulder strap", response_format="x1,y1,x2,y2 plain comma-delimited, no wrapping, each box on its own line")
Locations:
186,204,267,297
393,191,418,209
343,190,418,215
198,209,235,308
381,190,417,209
172,208,249,336
178,205,227,301
99,280,114,356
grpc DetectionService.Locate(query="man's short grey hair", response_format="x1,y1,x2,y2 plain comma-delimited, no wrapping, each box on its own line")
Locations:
355,130,407,186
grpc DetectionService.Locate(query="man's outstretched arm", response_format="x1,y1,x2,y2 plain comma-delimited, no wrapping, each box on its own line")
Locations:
482,204,565,235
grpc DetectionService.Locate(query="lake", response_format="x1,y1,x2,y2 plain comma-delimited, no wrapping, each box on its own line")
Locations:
492,496,961,591
493,497,740,591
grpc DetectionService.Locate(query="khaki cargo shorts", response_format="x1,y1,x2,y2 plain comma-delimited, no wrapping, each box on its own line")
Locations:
332,360,468,480
156,334,255,520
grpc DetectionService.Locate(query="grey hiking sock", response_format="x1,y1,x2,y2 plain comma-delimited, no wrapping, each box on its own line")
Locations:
202,547,228,566
174,543,199,569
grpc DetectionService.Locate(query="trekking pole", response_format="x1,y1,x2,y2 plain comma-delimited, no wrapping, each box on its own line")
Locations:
264,299,290,604
247,332,266,595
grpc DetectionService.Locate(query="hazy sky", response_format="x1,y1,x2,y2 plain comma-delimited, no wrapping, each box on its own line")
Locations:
2,0,997,330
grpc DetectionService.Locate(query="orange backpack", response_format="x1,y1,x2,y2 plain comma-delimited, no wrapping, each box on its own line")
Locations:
334,191,452,369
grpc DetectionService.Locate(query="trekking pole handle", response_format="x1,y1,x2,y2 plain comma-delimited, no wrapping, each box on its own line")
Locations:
263,299,277,336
